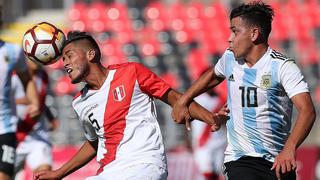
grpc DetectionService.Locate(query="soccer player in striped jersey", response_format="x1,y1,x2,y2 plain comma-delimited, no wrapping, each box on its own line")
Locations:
172,2,316,180
34,31,227,180
0,10,40,180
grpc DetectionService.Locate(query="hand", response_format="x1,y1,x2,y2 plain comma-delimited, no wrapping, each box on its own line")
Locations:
27,104,40,119
34,170,61,180
271,146,297,179
171,99,192,131
211,104,230,131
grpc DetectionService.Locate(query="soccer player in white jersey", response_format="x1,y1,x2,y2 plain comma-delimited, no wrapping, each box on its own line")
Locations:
191,86,227,180
12,60,58,177
0,12,40,180
172,2,316,180
34,31,227,180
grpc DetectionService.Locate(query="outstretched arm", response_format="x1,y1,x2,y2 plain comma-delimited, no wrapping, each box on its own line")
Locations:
34,140,98,179
271,92,316,179
171,68,224,126
160,88,227,131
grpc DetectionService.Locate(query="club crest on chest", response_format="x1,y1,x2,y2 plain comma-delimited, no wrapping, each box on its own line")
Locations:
113,85,126,102
261,75,272,89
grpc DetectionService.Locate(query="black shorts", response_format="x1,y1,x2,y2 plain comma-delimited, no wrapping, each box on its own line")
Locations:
0,133,17,176
223,156,296,180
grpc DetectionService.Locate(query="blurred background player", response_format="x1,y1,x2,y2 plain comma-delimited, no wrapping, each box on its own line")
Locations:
11,60,58,178
191,82,227,180
0,6,40,180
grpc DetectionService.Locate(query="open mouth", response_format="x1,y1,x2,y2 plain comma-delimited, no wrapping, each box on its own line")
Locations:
66,68,72,74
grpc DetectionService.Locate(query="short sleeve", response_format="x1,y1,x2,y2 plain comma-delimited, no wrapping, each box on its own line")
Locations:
279,60,309,98
81,119,98,141
134,63,171,99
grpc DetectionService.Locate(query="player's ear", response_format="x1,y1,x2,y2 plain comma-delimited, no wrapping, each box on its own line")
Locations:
251,28,260,42
87,49,96,62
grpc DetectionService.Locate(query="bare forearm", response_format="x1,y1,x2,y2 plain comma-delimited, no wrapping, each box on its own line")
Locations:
285,108,316,149
188,101,214,125
161,89,214,125
16,97,29,105
285,93,316,149
56,140,97,178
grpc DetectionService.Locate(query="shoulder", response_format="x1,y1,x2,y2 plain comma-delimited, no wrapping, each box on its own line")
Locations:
270,49,294,63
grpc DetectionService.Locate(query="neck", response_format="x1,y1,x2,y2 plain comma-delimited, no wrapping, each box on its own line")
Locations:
86,64,108,90
245,44,269,67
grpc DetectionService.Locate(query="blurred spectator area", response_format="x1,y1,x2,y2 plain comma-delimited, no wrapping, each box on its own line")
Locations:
0,0,319,148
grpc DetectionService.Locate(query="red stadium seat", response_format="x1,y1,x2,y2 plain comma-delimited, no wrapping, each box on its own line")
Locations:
86,19,107,32
105,2,129,21
144,2,170,30
185,47,210,81
68,2,87,22
87,2,107,21
140,40,161,57
186,2,204,19
160,72,180,90
167,2,187,20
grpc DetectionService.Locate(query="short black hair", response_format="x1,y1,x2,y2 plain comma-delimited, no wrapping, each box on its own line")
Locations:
64,31,101,62
230,1,274,41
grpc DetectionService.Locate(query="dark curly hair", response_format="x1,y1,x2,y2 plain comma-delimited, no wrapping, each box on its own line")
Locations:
63,31,101,62
230,1,274,41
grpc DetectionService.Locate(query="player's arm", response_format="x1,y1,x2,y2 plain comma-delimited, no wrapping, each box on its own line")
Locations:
271,60,316,178
15,96,29,105
34,140,97,179
16,70,40,118
171,68,224,125
271,92,316,178
44,106,59,131
160,88,227,131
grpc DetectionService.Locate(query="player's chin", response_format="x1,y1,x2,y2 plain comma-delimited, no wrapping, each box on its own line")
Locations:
71,76,82,84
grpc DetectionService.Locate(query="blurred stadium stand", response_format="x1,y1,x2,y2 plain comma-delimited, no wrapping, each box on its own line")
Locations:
0,0,320,179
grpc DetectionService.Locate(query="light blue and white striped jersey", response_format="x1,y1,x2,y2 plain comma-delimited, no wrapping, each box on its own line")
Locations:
214,48,309,163
0,40,27,134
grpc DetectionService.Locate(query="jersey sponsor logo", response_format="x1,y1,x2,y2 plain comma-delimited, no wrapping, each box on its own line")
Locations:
113,85,126,102
261,75,272,89
228,74,235,81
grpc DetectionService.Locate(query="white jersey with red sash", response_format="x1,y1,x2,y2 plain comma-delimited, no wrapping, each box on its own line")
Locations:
72,62,170,175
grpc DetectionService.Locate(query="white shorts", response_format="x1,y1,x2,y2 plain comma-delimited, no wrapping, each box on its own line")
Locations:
85,163,167,180
15,140,52,171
